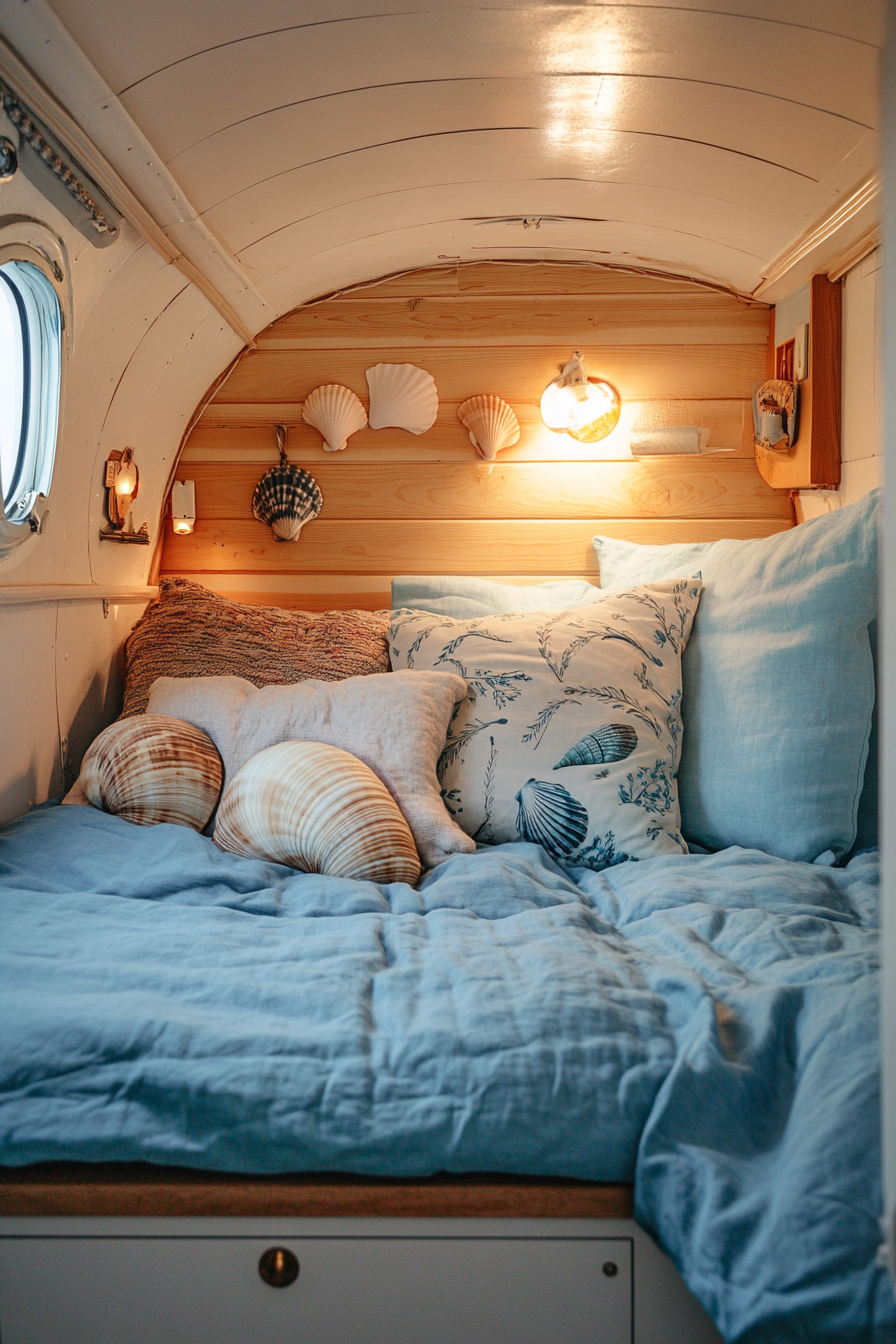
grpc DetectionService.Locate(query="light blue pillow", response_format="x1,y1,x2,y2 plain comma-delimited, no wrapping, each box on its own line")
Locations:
593,489,879,862
391,575,602,619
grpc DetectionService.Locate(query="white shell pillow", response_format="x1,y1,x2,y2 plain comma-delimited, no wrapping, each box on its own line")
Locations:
389,579,702,871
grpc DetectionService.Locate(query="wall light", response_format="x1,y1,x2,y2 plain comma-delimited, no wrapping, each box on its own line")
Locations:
171,479,196,535
100,447,149,543
540,351,621,443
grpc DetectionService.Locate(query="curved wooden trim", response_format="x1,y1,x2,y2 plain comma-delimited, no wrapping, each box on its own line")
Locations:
0,1165,633,1220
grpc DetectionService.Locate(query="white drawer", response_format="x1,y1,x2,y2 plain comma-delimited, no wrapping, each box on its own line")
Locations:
0,1234,632,1344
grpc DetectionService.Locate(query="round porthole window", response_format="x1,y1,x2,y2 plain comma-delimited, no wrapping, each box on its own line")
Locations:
0,258,61,546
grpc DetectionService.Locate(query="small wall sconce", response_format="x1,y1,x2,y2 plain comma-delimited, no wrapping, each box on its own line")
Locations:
540,351,621,443
100,447,149,544
170,479,196,535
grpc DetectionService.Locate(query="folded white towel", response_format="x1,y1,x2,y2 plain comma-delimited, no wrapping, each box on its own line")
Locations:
629,425,710,455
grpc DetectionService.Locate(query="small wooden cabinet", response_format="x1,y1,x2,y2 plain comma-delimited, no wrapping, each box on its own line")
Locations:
0,1235,633,1344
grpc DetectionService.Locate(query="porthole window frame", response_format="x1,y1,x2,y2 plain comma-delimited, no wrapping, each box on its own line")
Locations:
0,228,66,560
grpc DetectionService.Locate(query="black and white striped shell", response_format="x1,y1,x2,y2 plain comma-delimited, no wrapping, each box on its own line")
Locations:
553,724,638,769
515,779,589,856
252,463,323,542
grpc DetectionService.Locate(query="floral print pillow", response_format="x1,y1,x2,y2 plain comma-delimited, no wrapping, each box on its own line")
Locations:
390,579,702,872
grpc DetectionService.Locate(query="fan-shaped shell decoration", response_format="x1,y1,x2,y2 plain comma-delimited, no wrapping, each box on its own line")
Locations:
457,394,521,461
303,383,367,452
366,363,438,434
253,424,323,542
515,778,589,857
79,714,223,831
553,724,638,770
214,740,421,885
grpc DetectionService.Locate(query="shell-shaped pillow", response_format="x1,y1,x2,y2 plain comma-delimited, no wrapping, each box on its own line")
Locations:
214,740,421,885
79,714,223,831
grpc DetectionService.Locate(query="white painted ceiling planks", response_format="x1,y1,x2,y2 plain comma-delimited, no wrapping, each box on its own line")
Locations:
36,0,884,315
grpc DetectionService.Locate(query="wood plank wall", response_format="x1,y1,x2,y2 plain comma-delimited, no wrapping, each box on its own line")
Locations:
163,262,790,609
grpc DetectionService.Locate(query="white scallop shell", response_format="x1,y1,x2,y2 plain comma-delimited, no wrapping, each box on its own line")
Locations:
214,740,421,885
457,394,521,461
366,363,438,434
79,714,223,831
302,383,368,452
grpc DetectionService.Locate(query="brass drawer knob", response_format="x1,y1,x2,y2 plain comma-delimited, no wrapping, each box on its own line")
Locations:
258,1246,300,1288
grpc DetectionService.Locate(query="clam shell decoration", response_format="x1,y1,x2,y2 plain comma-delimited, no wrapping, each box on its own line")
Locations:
252,425,323,542
214,740,421,885
457,394,520,461
553,724,638,770
79,714,223,831
366,363,439,434
303,383,367,452
515,778,589,856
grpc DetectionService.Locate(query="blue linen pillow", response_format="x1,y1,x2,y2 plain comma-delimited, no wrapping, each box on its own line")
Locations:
592,490,879,862
391,575,602,619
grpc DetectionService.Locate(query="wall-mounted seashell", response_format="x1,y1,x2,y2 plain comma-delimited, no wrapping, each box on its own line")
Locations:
214,740,421,885
553,724,638,769
252,424,323,541
303,383,367,452
366,363,438,434
457,395,520,461
515,778,589,856
79,714,223,831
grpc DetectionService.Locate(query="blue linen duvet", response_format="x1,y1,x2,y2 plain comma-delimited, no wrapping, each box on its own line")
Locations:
0,803,892,1342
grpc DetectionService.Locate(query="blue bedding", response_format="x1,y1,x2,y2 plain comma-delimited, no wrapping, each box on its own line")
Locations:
0,803,892,1342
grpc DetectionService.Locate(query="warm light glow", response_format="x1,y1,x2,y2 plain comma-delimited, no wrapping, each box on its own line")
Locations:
172,518,194,535
114,450,138,503
170,479,196,536
540,353,621,443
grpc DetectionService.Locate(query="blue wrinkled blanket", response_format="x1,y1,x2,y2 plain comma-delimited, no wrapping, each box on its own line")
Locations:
0,804,892,1342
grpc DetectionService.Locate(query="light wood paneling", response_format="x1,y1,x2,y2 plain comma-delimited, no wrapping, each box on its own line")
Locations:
261,294,768,348
164,261,783,606
165,517,789,576
220,345,767,404
361,264,736,298
184,397,754,460
188,460,789,522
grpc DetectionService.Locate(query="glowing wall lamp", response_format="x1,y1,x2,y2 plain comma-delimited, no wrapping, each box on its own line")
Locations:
540,351,621,443
101,447,149,544
170,479,196,535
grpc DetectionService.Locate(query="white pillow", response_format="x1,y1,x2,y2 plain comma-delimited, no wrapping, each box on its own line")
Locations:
389,580,702,871
146,669,472,869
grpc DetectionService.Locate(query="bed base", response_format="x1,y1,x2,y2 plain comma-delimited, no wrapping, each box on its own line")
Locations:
0,1167,722,1344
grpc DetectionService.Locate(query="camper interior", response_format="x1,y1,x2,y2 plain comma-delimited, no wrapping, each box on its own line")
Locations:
0,2,891,1341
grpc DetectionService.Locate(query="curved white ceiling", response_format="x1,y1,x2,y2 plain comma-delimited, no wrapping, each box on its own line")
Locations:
43,0,883,311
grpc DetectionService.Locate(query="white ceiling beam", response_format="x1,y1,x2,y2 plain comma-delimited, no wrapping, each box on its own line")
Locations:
752,172,880,301
0,0,271,346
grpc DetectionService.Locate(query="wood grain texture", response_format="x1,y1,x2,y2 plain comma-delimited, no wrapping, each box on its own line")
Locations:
219,345,767,404
162,517,789,576
185,398,754,460
189,460,789,522
260,294,769,347
0,1164,634,1219
357,263,738,298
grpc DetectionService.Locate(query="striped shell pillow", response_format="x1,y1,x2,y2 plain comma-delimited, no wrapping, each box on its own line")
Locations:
122,578,391,716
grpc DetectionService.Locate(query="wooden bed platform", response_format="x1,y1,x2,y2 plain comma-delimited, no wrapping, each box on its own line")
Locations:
0,1164,633,1219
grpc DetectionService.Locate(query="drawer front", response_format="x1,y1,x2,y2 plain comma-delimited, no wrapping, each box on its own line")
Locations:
0,1235,632,1344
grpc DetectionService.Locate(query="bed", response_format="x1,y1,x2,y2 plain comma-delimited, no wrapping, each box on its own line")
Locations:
0,490,891,1344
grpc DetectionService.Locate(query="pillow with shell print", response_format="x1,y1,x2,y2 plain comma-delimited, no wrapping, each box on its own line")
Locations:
389,578,702,872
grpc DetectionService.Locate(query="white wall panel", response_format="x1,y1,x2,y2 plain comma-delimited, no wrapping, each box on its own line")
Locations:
0,604,61,825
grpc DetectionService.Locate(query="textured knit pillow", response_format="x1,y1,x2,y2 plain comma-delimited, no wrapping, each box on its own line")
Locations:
593,489,878,862
215,741,421,884
146,669,473,869
77,714,223,831
389,580,701,871
122,578,391,716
